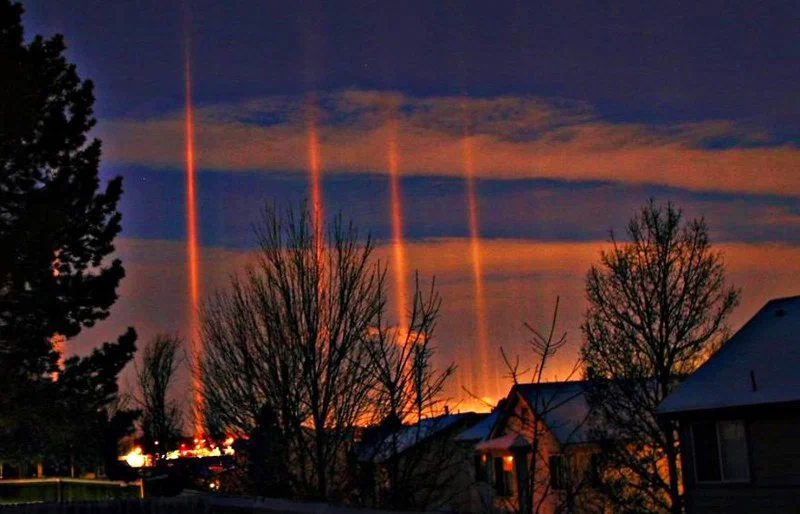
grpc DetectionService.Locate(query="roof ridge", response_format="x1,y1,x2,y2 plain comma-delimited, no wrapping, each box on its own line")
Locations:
513,378,589,387
764,294,800,305
658,294,800,415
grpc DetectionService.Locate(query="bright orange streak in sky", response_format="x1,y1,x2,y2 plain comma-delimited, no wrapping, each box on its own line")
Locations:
184,35,203,437
462,125,492,399
387,118,408,332
306,102,324,247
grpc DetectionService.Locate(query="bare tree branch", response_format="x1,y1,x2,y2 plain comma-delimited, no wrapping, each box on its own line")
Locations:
134,333,183,453
581,200,740,514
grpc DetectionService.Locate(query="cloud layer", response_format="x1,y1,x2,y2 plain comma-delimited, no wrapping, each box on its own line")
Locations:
101,90,800,196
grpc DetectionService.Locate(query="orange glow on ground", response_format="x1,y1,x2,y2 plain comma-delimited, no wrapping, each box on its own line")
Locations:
306,101,324,248
387,117,408,331
183,30,203,437
462,119,492,399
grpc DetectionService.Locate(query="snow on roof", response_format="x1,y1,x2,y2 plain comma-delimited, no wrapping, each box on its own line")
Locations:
659,295,800,415
455,410,499,442
512,381,595,443
360,413,482,463
475,433,530,451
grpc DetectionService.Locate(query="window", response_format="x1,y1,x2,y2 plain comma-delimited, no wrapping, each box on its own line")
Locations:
549,454,566,491
493,456,513,496
475,453,488,482
691,420,749,483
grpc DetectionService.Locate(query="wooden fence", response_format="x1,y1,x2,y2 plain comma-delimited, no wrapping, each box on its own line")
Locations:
0,479,142,505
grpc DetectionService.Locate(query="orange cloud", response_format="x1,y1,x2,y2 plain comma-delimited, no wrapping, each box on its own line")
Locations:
101,90,800,196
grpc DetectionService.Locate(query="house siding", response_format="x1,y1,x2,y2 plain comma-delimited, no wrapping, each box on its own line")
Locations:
680,408,800,514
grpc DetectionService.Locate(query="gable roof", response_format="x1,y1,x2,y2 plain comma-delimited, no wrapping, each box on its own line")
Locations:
659,295,800,415
511,381,595,443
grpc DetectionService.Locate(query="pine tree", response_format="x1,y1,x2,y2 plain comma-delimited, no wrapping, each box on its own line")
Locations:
52,328,139,477
0,0,130,469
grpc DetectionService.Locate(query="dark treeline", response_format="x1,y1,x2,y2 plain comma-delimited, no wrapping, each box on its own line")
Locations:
0,0,137,479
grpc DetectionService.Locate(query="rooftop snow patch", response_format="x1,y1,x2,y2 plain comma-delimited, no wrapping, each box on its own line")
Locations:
512,381,596,444
659,295,800,415
359,413,484,463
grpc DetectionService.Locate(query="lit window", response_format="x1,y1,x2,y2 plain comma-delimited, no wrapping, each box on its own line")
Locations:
692,420,749,483
474,453,488,482
493,456,513,497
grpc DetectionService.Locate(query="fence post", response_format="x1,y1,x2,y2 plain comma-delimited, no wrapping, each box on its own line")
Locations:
57,478,62,503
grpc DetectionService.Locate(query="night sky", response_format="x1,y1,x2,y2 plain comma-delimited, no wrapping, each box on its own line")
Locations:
22,0,800,405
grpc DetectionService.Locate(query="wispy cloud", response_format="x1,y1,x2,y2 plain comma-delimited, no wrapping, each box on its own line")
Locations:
100,90,800,196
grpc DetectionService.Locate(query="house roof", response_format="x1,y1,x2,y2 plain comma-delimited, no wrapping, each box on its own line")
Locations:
455,410,499,442
658,295,800,415
359,412,484,463
509,380,595,444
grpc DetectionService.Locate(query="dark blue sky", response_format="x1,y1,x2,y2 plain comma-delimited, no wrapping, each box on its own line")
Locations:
23,0,800,135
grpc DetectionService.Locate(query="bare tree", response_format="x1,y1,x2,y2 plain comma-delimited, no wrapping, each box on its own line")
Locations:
581,200,739,514
200,204,384,500
497,297,595,514
135,333,183,453
359,273,458,509
367,274,452,426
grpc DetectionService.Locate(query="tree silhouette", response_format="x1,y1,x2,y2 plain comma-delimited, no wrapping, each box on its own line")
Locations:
200,204,455,502
581,200,739,514
135,334,184,454
201,204,383,499
359,273,457,510
0,0,129,470
53,328,139,477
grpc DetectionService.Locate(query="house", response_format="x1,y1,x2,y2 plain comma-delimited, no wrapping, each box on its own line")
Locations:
473,381,609,514
658,295,800,514
456,409,501,512
357,412,486,511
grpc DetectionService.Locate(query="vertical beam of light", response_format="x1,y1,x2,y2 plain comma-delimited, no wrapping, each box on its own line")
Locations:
183,21,203,438
387,117,408,333
306,100,324,250
462,119,492,401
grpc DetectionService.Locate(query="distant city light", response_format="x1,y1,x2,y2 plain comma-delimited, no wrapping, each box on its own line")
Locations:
123,447,146,468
